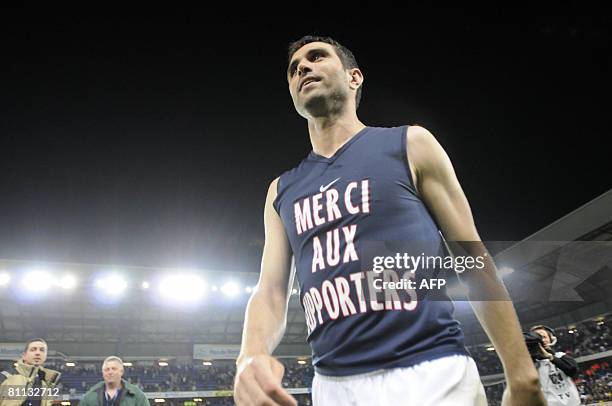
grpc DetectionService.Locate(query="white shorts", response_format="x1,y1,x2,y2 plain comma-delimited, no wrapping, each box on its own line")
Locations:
312,355,487,406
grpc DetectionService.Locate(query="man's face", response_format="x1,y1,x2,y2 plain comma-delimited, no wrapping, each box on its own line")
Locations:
287,42,361,118
102,361,124,386
22,341,47,366
534,328,552,348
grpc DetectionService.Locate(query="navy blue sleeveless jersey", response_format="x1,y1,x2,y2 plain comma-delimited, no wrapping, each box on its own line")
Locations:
273,125,468,376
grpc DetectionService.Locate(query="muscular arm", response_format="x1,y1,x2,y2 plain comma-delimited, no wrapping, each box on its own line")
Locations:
238,177,294,365
234,178,297,406
407,126,544,405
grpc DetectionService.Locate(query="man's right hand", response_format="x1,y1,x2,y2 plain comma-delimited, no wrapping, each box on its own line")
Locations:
501,374,547,406
234,355,298,406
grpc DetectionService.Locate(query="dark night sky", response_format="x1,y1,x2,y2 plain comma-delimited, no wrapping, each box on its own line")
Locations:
1,12,610,272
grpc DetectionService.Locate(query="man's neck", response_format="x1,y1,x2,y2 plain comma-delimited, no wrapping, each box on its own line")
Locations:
106,382,121,392
307,111,365,158
19,360,38,370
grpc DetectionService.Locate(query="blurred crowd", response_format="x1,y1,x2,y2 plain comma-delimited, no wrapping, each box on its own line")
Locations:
575,360,612,404
15,360,314,394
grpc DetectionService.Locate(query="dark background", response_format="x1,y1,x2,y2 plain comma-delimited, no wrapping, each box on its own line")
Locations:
2,12,610,272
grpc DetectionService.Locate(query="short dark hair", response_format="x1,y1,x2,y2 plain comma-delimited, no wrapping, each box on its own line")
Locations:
24,338,47,353
288,35,362,109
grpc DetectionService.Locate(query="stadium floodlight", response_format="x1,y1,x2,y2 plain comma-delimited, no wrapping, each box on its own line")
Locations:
193,399,203,403
221,281,240,297
158,361,168,367
123,362,133,367
22,271,54,292
56,274,77,290
0,273,10,287
498,266,515,277
95,274,128,296
158,274,206,304
61,402,71,406
154,399,165,403
202,361,212,366
486,346,495,352
65,362,76,367
141,281,150,290
297,360,306,365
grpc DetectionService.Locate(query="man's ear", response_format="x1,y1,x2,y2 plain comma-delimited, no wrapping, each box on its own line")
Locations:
348,68,364,91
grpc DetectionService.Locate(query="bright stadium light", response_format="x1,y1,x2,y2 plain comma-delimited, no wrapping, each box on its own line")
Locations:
123,362,133,367
0,273,10,287
158,361,168,367
154,399,165,403
498,266,515,277
61,402,71,406
297,360,306,365
486,346,495,352
65,362,76,367
202,361,212,366
56,274,77,290
95,274,128,296
158,274,206,304
22,271,54,292
221,281,240,297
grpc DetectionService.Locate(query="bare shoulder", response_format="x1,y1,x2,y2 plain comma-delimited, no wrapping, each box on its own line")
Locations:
406,125,441,157
405,125,449,185
266,177,281,201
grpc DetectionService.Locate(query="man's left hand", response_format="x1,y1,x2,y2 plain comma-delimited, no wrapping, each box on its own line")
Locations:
538,344,554,361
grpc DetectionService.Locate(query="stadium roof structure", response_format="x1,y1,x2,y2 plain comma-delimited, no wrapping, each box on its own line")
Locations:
457,188,612,345
0,189,610,358
0,261,310,357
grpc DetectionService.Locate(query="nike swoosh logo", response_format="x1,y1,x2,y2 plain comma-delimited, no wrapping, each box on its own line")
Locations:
320,177,341,193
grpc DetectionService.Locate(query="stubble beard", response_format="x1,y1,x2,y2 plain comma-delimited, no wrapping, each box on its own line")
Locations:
302,86,349,119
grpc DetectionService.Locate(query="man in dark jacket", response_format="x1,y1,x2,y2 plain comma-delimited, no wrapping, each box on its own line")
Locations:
79,357,148,406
